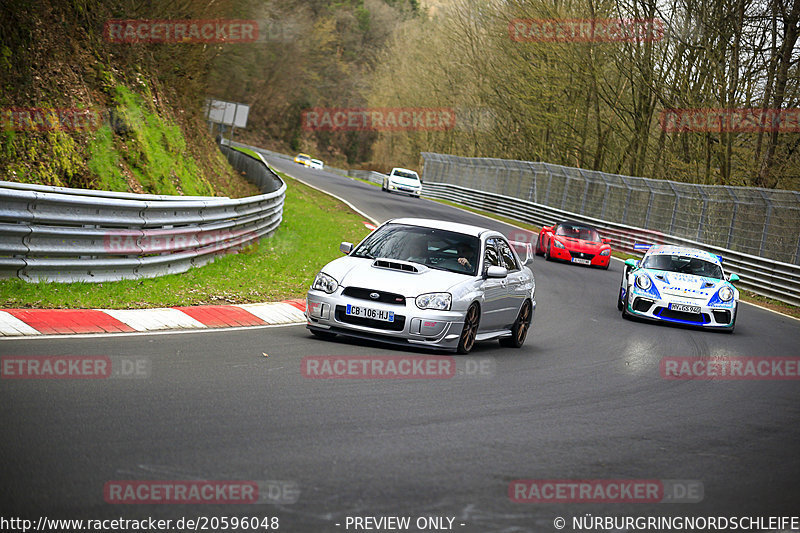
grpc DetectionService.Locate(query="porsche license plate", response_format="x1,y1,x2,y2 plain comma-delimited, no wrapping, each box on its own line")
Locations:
346,304,395,322
670,303,701,313
571,258,591,265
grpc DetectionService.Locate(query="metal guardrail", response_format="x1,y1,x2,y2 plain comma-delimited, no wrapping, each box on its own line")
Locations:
348,170,385,185
0,146,286,283
0,180,227,201
422,152,800,266
421,181,800,307
227,140,386,185
223,140,294,164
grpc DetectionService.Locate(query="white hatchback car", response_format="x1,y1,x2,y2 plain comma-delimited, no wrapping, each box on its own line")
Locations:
306,218,536,353
382,168,422,198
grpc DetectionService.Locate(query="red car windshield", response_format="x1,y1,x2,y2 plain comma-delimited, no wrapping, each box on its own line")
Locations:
556,225,601,242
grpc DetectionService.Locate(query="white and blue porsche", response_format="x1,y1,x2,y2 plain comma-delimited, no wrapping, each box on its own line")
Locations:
618,245,740,332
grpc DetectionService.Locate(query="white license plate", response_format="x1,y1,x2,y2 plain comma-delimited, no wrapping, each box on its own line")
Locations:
670,303,701,313
571,258,591,265
346,304,395,322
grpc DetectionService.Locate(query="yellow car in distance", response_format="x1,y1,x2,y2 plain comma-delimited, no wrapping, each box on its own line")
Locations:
294,153,312,166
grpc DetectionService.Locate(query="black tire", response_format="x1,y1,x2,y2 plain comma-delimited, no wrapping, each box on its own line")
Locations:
499,300,532,348
544,247,553,261
724,304,738,334
621,287,631,319
534,237,544,256
618,266,631,310
457,303,480,354
310,329,336,340
620,272,632,317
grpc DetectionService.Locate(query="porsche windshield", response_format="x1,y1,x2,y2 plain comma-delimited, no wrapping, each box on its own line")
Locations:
351,224,480,275
556,224,601,242
642,254,724,280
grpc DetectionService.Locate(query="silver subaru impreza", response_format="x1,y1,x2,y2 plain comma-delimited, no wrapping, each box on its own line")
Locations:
306,218,535,353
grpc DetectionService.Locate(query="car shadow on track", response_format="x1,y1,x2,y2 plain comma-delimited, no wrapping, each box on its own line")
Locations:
621,308,740,336
298,328,540,357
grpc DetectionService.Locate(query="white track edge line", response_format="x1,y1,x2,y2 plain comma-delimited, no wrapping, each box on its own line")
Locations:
0,321,307,341
277,167,379,225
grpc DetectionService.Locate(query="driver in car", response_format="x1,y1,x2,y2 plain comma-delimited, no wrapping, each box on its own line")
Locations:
456,241,475,271
406,236,429,264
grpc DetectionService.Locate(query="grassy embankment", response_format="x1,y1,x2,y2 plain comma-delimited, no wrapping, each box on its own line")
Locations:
3,84,258,199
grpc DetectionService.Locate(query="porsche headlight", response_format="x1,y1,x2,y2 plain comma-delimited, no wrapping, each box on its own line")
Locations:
635,273,652,290
600,249,611,256
553,239,565,249
718,286,734,302
415,292,452,310
311,272,338,294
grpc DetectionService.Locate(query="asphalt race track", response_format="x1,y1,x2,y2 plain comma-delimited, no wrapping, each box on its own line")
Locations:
1,154,799,532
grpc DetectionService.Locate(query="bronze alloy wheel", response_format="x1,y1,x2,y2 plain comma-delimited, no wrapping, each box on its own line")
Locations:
500,300,532,348
515,301,531,343
457,304,480,354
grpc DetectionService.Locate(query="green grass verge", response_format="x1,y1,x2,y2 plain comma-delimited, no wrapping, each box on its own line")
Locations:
351,176,380,187
429,198,800,318
0,173,371,309
232,146,262,159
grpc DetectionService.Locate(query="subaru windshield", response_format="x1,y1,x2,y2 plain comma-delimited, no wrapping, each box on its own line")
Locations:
351,224,480,275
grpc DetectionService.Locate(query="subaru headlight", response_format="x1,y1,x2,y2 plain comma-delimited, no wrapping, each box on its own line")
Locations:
600,249,611,256
553,239,565,249
635,273,652,290
718,286,734,302
312,272,338,294
415,292,452,311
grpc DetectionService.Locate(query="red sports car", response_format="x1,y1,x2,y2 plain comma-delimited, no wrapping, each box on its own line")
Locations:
535,221,611,269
